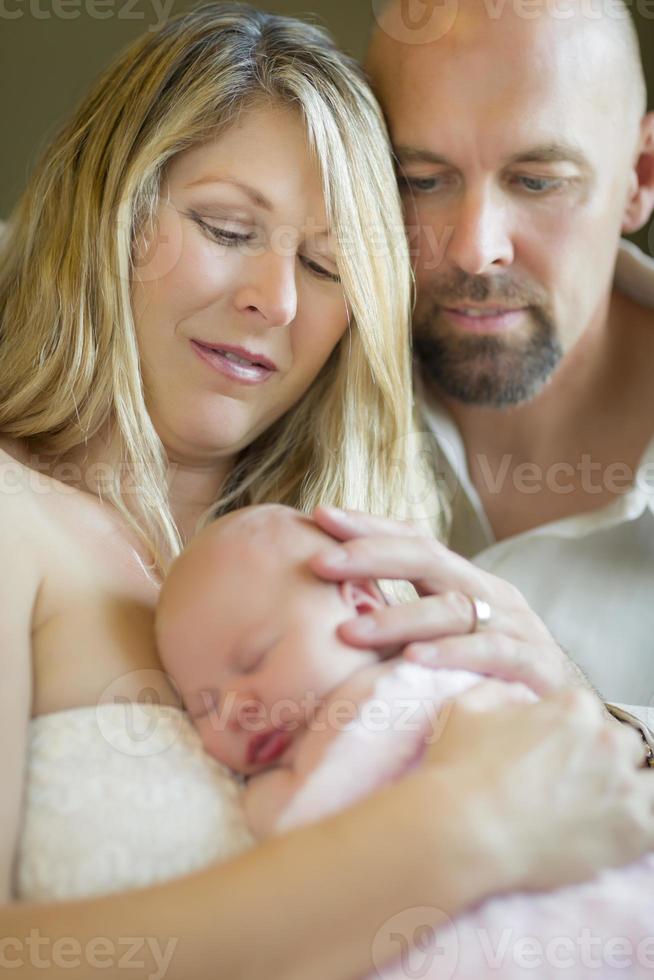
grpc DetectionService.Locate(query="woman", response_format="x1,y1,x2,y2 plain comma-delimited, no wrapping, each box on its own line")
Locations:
0,4,652,978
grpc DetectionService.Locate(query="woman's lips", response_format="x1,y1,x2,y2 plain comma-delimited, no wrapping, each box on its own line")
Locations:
247,729,292,766
441,307,527,334
190,340,277,385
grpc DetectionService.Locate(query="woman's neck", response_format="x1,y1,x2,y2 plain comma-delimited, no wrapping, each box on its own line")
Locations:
165,454,231,544
19,430,232,547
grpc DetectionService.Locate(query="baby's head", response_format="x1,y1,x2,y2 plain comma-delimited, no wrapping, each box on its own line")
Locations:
156,504,386,775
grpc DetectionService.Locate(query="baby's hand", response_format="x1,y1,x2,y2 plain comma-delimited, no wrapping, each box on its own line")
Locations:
242,766,298,839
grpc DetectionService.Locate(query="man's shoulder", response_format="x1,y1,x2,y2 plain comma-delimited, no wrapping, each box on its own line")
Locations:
615,239,654,312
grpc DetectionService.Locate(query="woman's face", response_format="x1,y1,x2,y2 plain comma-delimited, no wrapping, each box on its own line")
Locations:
131,104,348,466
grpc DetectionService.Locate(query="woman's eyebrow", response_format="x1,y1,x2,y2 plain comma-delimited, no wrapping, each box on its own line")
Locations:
186,175,273,212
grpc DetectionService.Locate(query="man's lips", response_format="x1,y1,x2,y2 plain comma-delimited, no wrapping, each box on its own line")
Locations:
247,728,292,766
441,306,528,334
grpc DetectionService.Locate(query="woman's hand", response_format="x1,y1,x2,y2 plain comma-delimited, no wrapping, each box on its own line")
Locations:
422,682,654,892
310,507,588,696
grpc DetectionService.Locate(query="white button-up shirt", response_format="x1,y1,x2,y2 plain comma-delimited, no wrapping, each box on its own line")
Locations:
421,241,654,718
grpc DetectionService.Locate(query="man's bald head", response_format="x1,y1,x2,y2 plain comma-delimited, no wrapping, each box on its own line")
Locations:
368,0,646,125
365,0,654,408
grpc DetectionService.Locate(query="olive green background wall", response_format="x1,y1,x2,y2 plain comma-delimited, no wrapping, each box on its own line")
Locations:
1,1,653,252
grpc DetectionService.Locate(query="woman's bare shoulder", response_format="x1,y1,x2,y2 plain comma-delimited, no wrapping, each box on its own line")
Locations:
0,440,40,902
0,440,47,520
0,444,34,500
0,441,61,584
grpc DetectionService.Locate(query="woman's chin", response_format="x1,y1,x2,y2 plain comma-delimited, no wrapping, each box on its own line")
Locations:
154,410,272,464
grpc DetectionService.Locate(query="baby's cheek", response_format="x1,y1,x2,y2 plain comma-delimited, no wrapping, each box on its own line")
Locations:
197,715,241,771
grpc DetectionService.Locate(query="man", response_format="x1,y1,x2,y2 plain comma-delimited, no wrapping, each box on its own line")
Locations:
366,0,654,715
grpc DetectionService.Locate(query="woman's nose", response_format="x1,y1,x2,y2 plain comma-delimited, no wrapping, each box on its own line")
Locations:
235,249,298,327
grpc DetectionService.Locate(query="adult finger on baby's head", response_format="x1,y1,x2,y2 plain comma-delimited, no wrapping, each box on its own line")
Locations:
312,506,418,542
311,534,505,612
311,506,369,542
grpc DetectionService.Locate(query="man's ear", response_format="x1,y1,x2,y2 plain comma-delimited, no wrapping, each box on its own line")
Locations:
340,579,387,616
622,112,654,234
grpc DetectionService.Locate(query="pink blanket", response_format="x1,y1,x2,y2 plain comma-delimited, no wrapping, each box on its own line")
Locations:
275,663,654,979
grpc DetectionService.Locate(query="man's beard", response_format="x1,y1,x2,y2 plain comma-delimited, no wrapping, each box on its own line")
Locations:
413,272,563,409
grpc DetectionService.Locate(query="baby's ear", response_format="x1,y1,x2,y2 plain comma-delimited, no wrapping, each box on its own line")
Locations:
340,579,386,615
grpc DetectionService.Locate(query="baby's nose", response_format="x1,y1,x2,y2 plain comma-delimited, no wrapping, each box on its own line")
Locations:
227,691,266,733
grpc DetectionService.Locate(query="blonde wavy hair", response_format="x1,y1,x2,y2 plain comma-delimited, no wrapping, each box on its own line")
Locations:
0,1,437,574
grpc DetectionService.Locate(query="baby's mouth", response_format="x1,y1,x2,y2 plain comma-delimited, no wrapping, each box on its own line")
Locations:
247,728,293,766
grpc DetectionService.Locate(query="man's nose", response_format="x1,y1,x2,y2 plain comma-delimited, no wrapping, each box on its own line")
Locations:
235,248,298,327
445,187,514,276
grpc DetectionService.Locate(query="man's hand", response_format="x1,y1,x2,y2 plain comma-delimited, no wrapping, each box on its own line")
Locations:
310,506,591,697
423,684,654,890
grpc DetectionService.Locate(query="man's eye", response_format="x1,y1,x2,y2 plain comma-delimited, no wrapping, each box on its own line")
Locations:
515,176,564,194
399,175,445,194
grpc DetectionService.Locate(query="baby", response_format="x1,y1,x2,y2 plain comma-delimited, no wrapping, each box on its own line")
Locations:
155,503,467,837
156,504,654,980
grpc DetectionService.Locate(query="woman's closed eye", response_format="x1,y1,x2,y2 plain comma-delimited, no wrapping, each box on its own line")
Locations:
191,212,341,283
301,255,341,283
192,214,255,246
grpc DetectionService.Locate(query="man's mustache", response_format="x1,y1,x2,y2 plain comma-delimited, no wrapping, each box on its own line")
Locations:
423,270,548,308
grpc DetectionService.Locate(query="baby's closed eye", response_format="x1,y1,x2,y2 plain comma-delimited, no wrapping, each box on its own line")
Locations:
240,648,268,674
239,632,281,674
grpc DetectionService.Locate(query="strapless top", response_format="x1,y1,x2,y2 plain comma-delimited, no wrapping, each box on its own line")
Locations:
14,702,254,902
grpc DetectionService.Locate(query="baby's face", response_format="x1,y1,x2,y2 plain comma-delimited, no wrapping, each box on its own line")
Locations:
156,505,384,775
